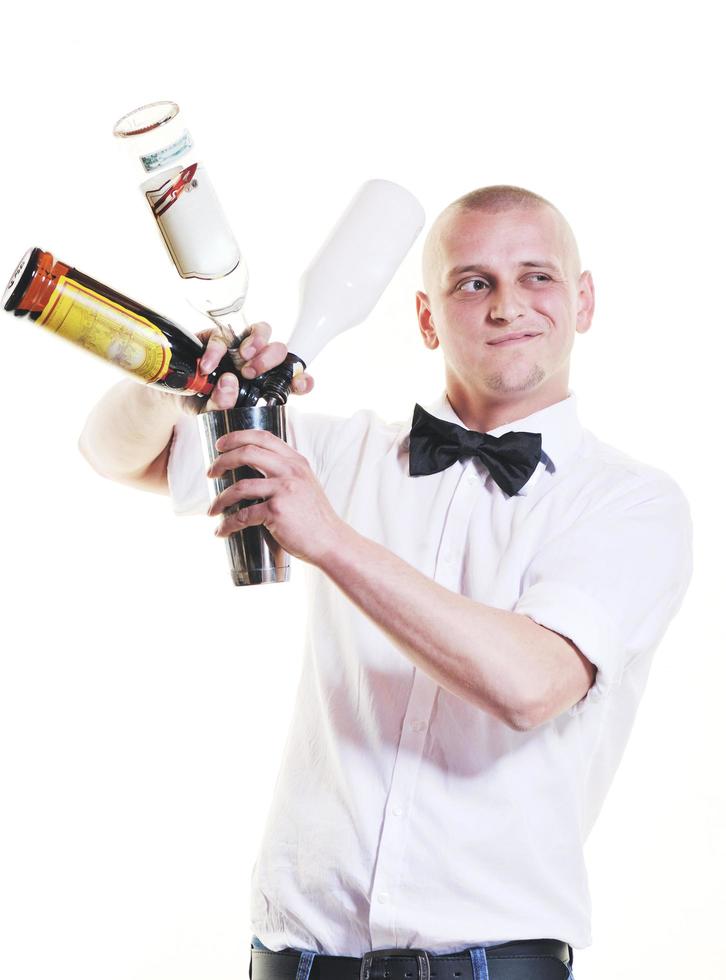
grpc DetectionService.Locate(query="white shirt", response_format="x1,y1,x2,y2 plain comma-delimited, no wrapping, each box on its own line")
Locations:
167,390,693,956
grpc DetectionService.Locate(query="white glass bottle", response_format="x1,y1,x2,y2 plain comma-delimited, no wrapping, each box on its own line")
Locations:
259,179,426,403
112,101,249,349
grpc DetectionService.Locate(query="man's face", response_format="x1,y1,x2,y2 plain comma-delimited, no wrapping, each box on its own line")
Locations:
416,205,594,414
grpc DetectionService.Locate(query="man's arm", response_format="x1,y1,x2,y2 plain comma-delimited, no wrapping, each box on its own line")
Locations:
207,428,595,731
78,322,314,494
316,524,594,731
78,380,182,494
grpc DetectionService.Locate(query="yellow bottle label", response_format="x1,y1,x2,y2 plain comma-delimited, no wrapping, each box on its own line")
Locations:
38,276,172,383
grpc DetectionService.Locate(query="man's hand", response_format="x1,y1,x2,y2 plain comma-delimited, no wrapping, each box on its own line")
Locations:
179,320,315,415
206,428,345,565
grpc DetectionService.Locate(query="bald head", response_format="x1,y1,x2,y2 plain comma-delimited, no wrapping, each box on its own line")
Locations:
422,185,582,295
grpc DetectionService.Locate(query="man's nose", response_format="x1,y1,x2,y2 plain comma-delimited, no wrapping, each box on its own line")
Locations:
488,284,525,324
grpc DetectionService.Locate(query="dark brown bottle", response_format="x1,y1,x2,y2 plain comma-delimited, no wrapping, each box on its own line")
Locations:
3,247,252,404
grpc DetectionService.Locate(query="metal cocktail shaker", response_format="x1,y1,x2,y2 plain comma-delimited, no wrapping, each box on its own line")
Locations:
198,405,289,586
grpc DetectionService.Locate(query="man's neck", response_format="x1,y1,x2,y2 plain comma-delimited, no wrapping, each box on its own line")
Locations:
446,383,570,433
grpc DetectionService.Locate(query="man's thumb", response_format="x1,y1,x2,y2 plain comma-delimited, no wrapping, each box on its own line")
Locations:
204,372,240,412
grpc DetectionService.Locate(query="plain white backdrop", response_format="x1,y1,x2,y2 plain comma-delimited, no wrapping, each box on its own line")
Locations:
0,3,723,978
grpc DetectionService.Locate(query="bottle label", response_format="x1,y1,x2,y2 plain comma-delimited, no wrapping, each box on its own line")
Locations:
141,161,241,280
140,129,193,172
38,276,172,383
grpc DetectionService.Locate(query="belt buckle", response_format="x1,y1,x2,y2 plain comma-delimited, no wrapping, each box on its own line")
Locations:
359,947,431,980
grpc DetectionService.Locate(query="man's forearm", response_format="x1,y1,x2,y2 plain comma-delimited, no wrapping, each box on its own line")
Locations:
207,428,594,729
78,380,183,480
316,523,580,730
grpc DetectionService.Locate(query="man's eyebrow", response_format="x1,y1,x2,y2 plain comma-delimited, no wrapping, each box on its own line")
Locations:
447,260,561,277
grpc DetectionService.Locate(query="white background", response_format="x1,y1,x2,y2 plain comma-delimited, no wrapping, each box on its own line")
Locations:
0,3,723,978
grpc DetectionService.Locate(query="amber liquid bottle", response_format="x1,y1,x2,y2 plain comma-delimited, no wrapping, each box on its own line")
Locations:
3,247,252,405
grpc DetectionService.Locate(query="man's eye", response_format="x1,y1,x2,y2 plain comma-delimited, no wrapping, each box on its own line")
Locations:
527,274,551,282
457,278,489,292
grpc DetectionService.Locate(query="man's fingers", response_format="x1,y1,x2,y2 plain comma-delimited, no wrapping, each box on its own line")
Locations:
213,426,300,459
240,341,288,379
205,372,240,411
199,326,236,374
214,501,268,538
196,321,301,397
235,321,272,361
198,320,273,375
207,478,276,516
207,443,293,478
291,372,315,395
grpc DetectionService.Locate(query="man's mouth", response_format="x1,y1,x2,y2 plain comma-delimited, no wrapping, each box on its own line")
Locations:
488,332,543,346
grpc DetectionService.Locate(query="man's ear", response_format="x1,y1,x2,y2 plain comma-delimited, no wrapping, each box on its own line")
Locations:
575,271,595,335
416,291,439,350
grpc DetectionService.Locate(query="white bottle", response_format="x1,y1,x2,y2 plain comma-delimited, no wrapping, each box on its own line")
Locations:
260,179,426,403
112,101,249,346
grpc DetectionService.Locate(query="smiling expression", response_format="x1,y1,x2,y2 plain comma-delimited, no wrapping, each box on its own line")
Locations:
416,204,595,427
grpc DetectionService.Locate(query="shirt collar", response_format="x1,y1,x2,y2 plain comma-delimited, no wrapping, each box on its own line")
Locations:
418,389,584,494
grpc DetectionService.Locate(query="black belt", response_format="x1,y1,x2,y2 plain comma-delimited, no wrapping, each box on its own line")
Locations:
250,939,573,980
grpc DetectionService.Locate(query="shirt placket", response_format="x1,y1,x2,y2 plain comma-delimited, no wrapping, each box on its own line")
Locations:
368,462,480,948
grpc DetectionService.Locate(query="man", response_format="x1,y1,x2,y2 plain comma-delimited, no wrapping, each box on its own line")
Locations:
79,185,694,980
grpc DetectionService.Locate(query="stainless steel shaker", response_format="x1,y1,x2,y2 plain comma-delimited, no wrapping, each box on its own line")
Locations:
198,405,289,586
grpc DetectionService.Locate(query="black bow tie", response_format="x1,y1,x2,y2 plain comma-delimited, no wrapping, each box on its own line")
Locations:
408,403,542,497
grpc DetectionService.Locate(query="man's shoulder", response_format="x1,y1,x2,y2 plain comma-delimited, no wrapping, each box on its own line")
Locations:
564,427,691,516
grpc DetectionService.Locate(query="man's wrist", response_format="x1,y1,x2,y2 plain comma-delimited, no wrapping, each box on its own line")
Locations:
311,517,362,574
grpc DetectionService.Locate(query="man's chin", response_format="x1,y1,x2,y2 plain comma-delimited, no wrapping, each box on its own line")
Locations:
482,365,546,394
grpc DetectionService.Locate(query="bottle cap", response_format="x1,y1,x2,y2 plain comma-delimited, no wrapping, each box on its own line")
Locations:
3,247,40,314
112,101,179,137
113,101,193,178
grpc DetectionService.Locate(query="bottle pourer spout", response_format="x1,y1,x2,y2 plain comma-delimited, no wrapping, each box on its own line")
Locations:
257,353,306,405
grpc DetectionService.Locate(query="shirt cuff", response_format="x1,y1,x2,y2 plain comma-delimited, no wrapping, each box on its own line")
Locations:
513,580,625,716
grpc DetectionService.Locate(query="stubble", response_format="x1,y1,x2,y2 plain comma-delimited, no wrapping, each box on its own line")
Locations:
482,360,546,393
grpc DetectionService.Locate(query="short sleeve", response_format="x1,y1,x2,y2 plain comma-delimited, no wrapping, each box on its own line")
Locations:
513,474,694,715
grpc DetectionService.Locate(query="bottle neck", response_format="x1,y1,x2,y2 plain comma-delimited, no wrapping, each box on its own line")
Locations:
206,306,250,374
5,249,71,317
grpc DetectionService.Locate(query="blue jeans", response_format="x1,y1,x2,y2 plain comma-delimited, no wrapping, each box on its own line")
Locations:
251,935,317,980
250,935,574,979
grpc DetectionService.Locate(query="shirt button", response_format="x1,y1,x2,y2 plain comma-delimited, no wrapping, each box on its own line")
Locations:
392,806,404,816
377,892,389,904
411,720,426,732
